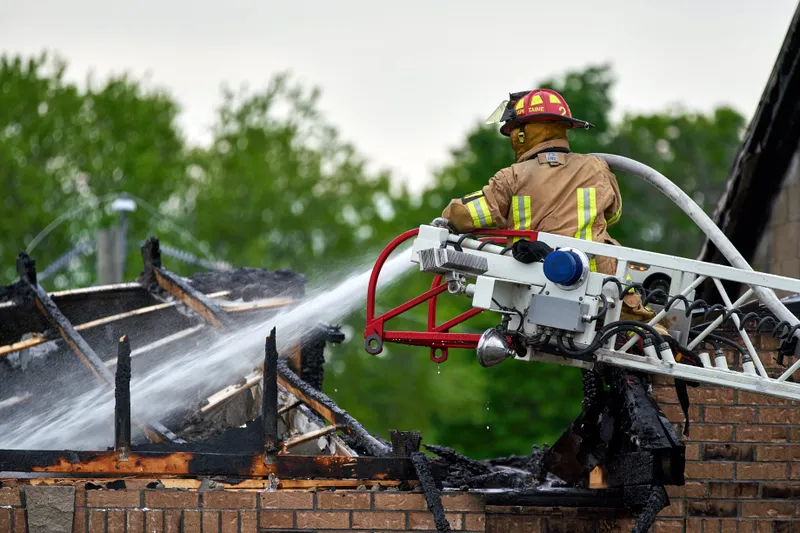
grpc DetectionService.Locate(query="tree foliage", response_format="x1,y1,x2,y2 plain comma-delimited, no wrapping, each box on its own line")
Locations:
0,53,746,458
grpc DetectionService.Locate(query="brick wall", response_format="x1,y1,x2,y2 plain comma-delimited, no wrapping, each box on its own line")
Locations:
751,147,800,281
651,335,800,532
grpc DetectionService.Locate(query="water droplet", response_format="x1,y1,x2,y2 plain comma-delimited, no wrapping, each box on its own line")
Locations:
486,425,490,430
437,365,440,375
334,388,338,393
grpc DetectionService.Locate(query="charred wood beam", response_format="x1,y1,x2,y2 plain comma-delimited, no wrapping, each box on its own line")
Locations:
605,369,685,487
0,451,434,479
277,358,391,457
264,329,280,463
114,335,132,461
411,452,451,533
283,425,343,450
631,485,669,533
15,251,113,384
482,487,628,508
140,237,232,330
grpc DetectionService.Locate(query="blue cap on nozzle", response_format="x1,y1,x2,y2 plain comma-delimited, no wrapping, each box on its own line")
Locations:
543,250,583,286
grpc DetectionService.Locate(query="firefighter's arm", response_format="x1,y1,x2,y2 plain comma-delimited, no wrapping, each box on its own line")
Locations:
441,169,514,233
603,163,623,227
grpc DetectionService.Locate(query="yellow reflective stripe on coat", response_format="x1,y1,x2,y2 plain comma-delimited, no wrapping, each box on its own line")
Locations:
574,188,598,271
511,196,532,243
465,197,493,228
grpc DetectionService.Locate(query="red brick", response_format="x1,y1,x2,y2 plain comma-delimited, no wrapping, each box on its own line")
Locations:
737,426,788,442
353,511,405,529
792,427,800,442
720,519,737,533
126,510,144,533
689,425,734,442
202,510,219,532
296,511,350,529
260,511,294,529
705,406,755,423
688,501,737,517
202,491,256,509
72,509,86,533
87,490,141,508
737,520,756,533
165,509,181,533
686,443,701,460
705,443,755,461
708,482,759,498
75,484,87,507
653,501,679,518
793,464,800,479
108,510,125,532
685,461,734,479
653,386,679,404
144,489,199,508
466,512,486,532
0,488,21,507
221,510,238,533
146,510,163,532
758,445,800,461
487,514,543,533
738,391,788,405
89,510,106,533
687,518,702,533
742,501,794,518
374,492,427,510
661,404,701,422
667,481,706,498
318,491,371,509
654,520,683,533
441,493,484,511
737,462,788,480
757,520,772,533
762,483,800,499
12,509,24,533
409,511,463,530
183,510,201,532
759,408,800,424
241,510,257,533
693,387,736,404
260,491,314,509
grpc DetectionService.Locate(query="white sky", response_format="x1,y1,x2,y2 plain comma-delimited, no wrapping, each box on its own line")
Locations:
2,0,798,191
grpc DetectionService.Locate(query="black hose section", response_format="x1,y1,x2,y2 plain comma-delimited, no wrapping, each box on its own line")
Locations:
410,452,452,533
500,246,513,255
476,240,493,251
631,485,669,533
585,293,608,322
689,330,746,356
549,321,668,359
492,298,525,333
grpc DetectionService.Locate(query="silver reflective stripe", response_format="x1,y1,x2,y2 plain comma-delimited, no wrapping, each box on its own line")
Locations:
579,188,591,240
473,199,489,227
516,196,527,229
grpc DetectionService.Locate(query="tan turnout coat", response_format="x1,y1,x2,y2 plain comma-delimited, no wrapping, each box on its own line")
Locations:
441,139,623,274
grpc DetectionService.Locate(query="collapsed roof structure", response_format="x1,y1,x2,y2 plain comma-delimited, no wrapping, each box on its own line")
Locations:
0,236,686,532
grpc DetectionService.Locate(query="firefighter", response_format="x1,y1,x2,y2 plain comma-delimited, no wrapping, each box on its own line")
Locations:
433,88,653,321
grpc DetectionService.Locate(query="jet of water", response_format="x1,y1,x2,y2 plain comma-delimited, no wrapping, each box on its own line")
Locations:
0,248,414,449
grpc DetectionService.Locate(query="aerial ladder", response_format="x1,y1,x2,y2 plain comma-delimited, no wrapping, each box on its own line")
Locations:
364,154,800,404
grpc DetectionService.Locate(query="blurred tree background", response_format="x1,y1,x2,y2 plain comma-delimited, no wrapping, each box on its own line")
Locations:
0,53,746,458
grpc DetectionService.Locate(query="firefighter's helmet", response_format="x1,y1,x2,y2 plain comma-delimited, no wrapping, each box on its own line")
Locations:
485,88,593,136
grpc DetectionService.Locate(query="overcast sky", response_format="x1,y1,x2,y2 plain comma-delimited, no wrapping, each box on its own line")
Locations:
2,0,798,190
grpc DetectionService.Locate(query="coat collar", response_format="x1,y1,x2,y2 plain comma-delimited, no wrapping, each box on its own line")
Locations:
516,138,571,164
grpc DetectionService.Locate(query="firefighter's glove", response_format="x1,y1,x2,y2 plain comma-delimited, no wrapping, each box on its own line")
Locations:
511,240,552,264
430,217,456,232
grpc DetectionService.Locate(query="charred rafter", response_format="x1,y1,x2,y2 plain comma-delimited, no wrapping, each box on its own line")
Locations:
140,237,232,330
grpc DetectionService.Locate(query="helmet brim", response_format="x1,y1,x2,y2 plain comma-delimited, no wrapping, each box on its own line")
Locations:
499,115,594,136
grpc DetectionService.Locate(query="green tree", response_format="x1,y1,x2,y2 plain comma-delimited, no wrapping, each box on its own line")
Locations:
0,53,195,287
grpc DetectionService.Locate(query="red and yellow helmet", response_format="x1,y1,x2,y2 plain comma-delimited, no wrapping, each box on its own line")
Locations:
485,88,593,136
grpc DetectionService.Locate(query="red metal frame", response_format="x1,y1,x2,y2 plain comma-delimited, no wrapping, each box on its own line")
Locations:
365,228,538,362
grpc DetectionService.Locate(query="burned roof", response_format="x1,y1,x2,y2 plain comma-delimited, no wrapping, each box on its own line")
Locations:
697,3,800,265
